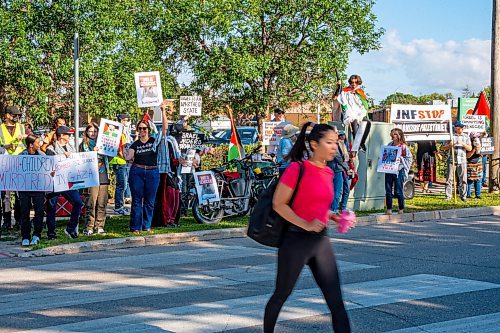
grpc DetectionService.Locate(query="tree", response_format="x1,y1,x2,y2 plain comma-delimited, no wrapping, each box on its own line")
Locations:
153,0,384,128
0,0,179,126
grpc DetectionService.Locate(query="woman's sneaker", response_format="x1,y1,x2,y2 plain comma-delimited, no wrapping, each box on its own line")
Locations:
114,207,130,216
83,229,93,237
21,239,30,247
64,228,78,239
30,236,40,245
97,228,106,235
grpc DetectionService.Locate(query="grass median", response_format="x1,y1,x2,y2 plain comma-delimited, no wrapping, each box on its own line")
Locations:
2,192,499,251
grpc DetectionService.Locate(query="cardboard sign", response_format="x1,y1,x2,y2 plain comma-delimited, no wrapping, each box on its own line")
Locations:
96,119,123,157
134,71,163,107
180,96,202,116
193,171,220,204
0,155,55,191
174,131,204,153
377,145,402,175
461,115,486,134
53,152,100,192
481,137,494,155
390,104,452,141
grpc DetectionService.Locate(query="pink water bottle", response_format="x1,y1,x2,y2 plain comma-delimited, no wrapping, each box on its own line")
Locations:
337,210,356,234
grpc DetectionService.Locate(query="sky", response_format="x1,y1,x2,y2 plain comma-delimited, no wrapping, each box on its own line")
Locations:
346,0,493,103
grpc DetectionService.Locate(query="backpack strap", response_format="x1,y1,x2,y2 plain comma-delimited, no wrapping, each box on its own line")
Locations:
288,161,304,206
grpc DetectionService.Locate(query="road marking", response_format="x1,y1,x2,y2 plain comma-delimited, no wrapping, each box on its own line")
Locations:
18,274,499,333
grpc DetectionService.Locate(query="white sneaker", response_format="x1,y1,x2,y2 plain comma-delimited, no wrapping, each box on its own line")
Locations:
97,228,106,234
21,239,30,246
83,229,93,237
30,236,40,245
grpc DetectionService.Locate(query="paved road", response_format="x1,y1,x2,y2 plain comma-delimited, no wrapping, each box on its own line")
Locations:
0,215,499,332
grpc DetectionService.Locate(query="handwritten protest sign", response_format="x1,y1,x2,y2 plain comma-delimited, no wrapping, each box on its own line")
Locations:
180,96,202,116
263,122,288,145
481,137,494,155
174,131,204,153
461,115,486,134
390,104,452,141
53,152,99,192
193,171,220,204
96,119,123,157
134,71,163,108
0,155,55,191
377,145,402,175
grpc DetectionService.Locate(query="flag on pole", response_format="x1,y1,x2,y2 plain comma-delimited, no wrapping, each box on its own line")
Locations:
142,111,158,135
472,91,491,119
227,107,245,161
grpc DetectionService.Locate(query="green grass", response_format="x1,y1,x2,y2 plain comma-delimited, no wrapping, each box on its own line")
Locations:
4,191,499,250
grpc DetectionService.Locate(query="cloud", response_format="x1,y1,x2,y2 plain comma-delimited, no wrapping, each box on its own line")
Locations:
347,30,491,102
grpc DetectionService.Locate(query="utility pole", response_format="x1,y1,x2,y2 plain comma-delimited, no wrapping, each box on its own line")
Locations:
490,0,499,192
74,33,80,152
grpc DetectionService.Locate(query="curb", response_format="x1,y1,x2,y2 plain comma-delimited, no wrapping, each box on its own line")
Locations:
18,205,500,257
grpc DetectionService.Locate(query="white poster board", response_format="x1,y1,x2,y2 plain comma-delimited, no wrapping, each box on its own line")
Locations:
0,155,55,191
481,137,494,155
96,118,123,157
134,71,163,107
461,115,486,134
193,171,220,204
390,104,452,141
377,145,402,175
263,121,288,146
180,96,202,116
53,152,100,192
181,149,196,174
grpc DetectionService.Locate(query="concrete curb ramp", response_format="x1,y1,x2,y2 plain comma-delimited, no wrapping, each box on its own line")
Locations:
19,205,500,257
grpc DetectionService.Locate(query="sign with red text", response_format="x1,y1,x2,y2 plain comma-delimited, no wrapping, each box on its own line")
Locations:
96,119,123,157
134,71,163,107
377,145,402,175
390,104,452,141
263,121,289,145
193,171,220,204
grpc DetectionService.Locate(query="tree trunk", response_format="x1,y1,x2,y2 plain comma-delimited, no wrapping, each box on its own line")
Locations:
490,0,499,192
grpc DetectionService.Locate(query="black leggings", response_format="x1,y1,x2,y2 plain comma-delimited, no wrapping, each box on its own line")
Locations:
264,230,351,333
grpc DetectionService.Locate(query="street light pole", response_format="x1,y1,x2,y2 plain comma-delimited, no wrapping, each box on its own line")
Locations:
490,0,499,192
74,32,80,151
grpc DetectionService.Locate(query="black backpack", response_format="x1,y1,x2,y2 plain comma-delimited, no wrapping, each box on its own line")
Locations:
247,162,304,247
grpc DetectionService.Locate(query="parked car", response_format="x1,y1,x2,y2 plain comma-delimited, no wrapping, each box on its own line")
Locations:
206,127,258,146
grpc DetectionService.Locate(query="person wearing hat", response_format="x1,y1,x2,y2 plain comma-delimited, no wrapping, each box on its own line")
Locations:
277,123,299,175
45,125,83,239
268,107,290,156
0,106,32,231
327,129,352,213
110,114,133,215
442,121,472,201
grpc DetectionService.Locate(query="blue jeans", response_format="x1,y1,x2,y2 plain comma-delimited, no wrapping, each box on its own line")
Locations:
482,156,487,186
113,164,131,210
467,179,482,198
128,166,160,231
331,171,350,212
385,170,405,211
46,190,83,237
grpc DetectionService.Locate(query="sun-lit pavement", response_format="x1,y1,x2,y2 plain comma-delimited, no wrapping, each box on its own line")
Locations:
0,215,499,332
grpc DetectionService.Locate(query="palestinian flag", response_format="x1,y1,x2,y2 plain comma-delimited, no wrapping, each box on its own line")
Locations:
472,91,491,119
343,86,369,111
227,108,245,161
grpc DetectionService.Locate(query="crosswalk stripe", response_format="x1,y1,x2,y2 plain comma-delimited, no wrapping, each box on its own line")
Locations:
18,274,499,333
386,312,500,333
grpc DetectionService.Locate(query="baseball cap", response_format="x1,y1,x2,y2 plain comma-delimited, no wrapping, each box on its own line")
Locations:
454,121,465,128
274,107,285,115
118,113,130,121
338,130,346,136
5,106,21,115
56,125,75,135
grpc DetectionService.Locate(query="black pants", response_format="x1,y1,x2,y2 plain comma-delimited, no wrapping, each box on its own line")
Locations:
19,192,45,240
264,230,351,333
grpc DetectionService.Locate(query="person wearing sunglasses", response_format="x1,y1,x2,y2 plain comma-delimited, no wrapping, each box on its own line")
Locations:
124,100,171,233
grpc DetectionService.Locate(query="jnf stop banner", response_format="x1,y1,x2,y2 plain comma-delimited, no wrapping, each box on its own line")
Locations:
390,104,452,141
134,71,163,108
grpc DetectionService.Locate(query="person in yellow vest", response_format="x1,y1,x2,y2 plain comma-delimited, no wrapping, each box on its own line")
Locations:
110,114,132,215
0,106,32,231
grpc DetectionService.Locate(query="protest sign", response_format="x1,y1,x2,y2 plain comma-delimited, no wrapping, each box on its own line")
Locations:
0,155,54,191
461,115,486,134
96,119,123,157
53,152,99,192
458,97,478,120
377,145,402,175
134,71,163,108
180,96,202,116
481,137,494,155
390,104,452,141
193,171,220,204
263,121,288,145
174,131,204,153
181,149,196,174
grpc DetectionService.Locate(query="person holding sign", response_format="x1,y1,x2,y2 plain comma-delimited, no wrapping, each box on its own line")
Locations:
45,126,83,239
466,133,483,199
79,123,111,236
384,129,412,215
442,121,472,201
124,100,170,233
18,135,46,246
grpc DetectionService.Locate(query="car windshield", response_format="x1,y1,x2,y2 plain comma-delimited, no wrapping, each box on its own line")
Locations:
214,130,230,139
239,130,254,140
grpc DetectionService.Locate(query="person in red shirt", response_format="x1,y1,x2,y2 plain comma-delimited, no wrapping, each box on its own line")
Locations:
264,122,351,333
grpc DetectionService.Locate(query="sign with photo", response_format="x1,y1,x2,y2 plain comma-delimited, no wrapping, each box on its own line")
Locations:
377,145,402,175
174,131,204,153
193,171,220,205
134,71,163,108
53,152,100,192
461,115,486,134
180,96,202,116
480,137,494,155
0,155,55,191
181,149,196,174
390,104,452,141
96,118,123,157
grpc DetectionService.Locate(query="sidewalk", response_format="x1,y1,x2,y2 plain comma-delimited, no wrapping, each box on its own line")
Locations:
1,205,499,258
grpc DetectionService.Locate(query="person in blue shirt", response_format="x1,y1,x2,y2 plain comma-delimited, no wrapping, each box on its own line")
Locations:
277,124,299,175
